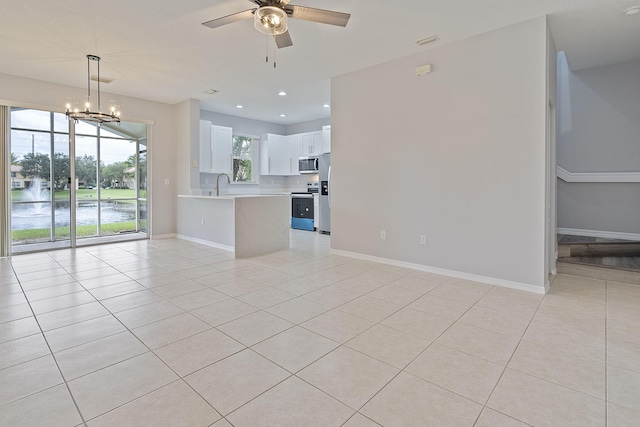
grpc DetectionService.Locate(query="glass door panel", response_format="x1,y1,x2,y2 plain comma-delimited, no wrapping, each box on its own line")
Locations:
75,132,99,240
138,140,147,233
53,132,71,242
10,108,71,252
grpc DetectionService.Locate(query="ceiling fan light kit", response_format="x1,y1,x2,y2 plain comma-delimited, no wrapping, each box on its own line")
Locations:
254,5,288,35
202,0,350,50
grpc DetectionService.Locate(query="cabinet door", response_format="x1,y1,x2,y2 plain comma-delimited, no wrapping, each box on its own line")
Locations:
311,131,323,156
289,135,302,175
261,134,281,175
211,125,233,174
301,133,313,156
199,120,212,173
322,125,331,153
260,136,270,175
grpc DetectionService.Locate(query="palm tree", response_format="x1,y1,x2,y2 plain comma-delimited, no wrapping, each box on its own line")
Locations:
10,152,19,189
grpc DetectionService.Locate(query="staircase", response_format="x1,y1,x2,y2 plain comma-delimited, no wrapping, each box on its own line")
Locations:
557,241,640,285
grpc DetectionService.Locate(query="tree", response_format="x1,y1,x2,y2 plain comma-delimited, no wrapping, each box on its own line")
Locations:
75,155,97,187
11,152,19,165
19,153,50,179
52,152,70,190
101,162,128,188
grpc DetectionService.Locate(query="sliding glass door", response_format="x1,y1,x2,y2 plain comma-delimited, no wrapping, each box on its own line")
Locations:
9,107,148,253
10,108,71,251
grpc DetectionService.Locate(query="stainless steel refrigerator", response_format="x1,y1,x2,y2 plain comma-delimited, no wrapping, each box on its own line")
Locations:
318,153,331,234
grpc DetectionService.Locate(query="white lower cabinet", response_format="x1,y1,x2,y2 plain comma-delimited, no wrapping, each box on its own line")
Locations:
313,194,319,229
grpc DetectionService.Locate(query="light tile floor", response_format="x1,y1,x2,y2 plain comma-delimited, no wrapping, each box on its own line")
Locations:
1,231,640,426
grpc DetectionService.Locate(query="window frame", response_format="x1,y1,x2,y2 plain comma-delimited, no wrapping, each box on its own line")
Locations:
230,134,260,184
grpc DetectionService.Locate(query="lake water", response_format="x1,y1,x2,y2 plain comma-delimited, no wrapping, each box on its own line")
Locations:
11,200,138,230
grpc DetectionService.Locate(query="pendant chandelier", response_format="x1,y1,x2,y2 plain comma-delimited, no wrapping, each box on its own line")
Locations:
65,54,120,124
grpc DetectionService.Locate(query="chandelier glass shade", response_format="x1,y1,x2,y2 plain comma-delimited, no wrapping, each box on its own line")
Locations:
254,6,288,36
65,55,120,124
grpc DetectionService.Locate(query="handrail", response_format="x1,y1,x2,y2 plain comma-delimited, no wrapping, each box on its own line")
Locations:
557,166,640,183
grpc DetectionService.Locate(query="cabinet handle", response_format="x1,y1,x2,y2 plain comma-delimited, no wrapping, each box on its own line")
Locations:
269,158,271,173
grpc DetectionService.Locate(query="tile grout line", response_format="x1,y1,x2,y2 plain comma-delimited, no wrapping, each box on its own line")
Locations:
471,288,546,427
6,253,90,427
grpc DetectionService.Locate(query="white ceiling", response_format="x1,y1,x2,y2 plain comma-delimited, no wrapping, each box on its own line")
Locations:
0,0,638,125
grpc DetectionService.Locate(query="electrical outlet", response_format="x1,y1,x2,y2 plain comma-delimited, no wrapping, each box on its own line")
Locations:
380,230,386,240
201,218,205,225
192,160,198,168
420,235,427,245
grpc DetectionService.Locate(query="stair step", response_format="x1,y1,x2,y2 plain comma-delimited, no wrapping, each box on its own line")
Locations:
556,260,640,285
558,242,640,257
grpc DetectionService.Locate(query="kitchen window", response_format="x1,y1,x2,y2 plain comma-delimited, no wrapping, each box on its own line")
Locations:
232,135,258,183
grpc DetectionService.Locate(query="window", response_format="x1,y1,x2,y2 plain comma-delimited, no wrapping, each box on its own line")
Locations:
232,135,257,183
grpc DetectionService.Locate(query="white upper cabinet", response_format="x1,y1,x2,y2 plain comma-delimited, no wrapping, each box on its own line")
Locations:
199,121,232,174
261,134,302,176
322,125,331,153
300,131,323,156
289,135,301,174
199,120,212,173
211,125,233,174
260,130,326,176
261,134,285,175
312,131,324,155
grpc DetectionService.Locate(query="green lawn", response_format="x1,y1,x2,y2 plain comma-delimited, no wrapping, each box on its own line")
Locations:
12,221,143,242
12,188,146,202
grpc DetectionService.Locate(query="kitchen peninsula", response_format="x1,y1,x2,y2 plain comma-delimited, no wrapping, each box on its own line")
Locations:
177,194,289,258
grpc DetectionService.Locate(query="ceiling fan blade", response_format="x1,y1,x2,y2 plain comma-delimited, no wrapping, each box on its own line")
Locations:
289,5,350,27
275,31,293,48
202,9,255,29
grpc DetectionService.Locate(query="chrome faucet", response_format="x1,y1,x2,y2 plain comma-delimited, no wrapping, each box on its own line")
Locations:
215,173,230,196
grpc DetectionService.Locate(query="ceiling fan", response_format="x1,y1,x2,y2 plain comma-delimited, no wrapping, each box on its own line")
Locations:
202,0,351,49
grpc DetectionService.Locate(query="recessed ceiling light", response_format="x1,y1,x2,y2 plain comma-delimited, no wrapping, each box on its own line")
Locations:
323,104,330,108
236,105,244,109
416,35,439,46
625,6,640,16
280,114,287,117
278,91,287,96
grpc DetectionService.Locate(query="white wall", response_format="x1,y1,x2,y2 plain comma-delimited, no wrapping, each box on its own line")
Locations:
0,72,177,236
200,110,285,137
557,57,640,237
331,17,549,291
285,118,330,135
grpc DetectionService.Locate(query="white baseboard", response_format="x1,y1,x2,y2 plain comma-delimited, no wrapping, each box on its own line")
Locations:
558,228,640,241
331,249,546,295
176,234,234,253
151,233,177,240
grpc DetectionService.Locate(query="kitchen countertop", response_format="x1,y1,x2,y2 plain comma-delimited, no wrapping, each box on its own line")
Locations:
178,194,288,200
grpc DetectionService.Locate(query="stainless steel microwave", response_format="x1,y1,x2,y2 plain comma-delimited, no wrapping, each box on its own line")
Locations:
299,156,319,174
